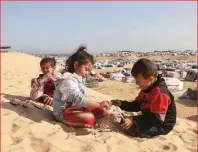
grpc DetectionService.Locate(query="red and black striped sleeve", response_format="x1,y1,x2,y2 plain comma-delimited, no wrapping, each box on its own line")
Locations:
120,91,143,112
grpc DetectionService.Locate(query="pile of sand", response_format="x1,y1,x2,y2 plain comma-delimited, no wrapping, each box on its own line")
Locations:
1,52,197,152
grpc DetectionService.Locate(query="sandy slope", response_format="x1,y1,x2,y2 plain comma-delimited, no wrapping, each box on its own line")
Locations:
1,52,197,152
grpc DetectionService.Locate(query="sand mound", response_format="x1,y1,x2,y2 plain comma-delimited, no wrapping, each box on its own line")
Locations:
1,52,197,152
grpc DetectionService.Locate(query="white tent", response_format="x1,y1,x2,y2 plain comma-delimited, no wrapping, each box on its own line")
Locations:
163,77,184,91
166,71,180,78
110,73,124,80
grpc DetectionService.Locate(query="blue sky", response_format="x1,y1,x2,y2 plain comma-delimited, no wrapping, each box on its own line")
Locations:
2,2,196,54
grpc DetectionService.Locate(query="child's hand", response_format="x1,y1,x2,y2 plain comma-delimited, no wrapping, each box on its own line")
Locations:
100,101,111,109
47,74,55,81
121,117,134,130
111,99,122,107
38,74,50,84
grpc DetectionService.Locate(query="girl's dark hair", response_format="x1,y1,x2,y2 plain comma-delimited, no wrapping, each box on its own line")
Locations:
65,46,94,73
40,57,56,67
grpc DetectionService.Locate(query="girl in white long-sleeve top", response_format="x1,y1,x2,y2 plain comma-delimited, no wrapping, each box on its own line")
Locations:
53,46,109,128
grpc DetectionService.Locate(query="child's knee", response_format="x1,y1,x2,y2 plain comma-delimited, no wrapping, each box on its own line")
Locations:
84,113,95,125
89,107,107,117
63,112,95,126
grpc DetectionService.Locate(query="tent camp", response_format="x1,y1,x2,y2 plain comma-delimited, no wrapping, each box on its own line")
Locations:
162,77,187,98
185,69,197,81
163,77,184,91
110,73,124,81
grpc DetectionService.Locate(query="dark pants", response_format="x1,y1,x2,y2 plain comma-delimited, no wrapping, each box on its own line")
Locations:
125,118,170,138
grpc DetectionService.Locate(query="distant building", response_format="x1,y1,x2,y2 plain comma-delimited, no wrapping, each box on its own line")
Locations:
117,50,135,56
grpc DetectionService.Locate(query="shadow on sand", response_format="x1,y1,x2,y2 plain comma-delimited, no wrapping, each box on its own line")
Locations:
1,93,93,136
186,115,197,122
175,98,197,107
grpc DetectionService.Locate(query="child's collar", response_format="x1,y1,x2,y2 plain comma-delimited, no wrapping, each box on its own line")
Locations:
142,77,158,93
72,73,83,81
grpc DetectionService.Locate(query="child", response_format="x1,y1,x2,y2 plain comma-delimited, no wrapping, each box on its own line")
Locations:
30,57,56,106
53,46,109,128
109,58,176,138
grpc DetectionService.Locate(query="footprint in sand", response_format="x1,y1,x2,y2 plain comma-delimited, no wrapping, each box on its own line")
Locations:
95,133,112,141
106,145,112,152
30,136,64,152
17,80,23,84
30,137,51,152
12,123,21,133
8,85,14,88
186,148,197,152
82,144,95,152
156,142,178,151
11,136,23,145
179,132,196,143
178,133,197,152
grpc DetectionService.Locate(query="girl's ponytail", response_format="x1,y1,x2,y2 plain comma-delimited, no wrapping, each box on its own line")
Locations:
65,45,93,73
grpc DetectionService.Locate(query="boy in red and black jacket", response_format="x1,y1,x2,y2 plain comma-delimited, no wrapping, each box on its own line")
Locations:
111,58,176,138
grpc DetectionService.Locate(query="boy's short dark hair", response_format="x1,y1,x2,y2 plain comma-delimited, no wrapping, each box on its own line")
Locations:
40,57,56,67
131,58,157,79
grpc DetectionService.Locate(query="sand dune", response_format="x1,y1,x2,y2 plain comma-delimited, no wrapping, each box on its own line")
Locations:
1,52,197,152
